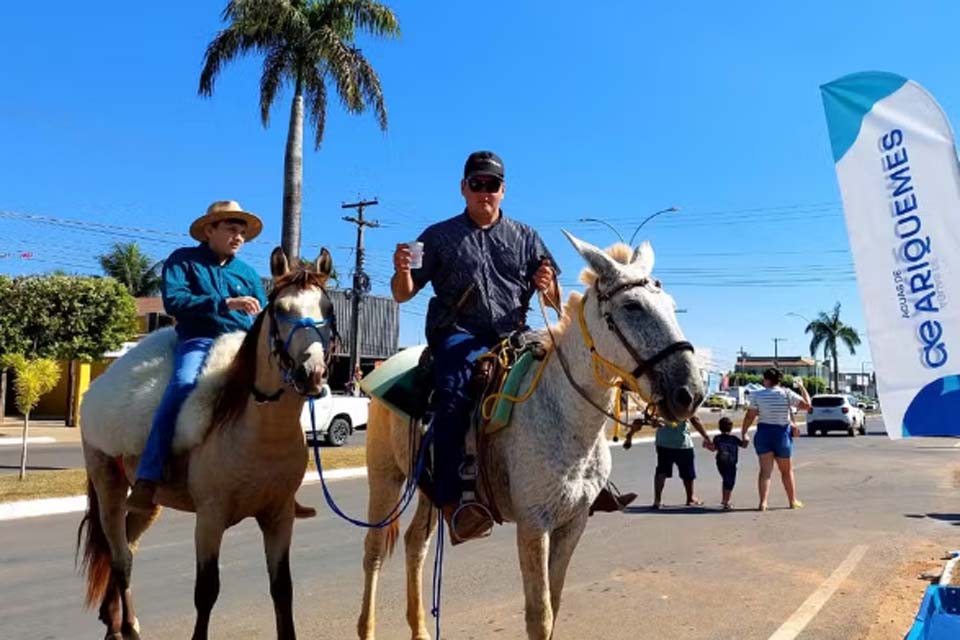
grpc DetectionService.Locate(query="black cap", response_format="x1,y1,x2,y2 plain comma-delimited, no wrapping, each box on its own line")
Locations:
463,150,505,180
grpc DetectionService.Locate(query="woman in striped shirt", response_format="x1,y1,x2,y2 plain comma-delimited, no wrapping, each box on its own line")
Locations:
740,368,812,511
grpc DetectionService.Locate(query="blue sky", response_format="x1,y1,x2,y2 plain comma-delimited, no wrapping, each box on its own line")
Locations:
4,0,960,373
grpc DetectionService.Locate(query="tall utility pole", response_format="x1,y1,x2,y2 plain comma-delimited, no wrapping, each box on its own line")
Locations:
342,198,379,379
772,338,787,368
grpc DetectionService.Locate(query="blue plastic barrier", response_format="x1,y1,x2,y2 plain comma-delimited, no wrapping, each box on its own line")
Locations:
905,585,960,640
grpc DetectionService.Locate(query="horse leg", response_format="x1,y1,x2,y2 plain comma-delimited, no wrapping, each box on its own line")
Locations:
257,502,297,640
357,468,404,640
516,524,552,640
546,511,588,634
117,505,162,639
191,512,226,640
404,493,438,640
79,446,130,640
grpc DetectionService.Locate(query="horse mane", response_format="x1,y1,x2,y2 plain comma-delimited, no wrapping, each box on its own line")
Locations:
210,267,329,431
549,242,634,337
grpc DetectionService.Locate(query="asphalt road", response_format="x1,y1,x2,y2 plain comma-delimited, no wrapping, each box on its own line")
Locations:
2,416,958,640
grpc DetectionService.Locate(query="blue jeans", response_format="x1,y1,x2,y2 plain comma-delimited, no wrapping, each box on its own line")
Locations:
428,330,496,505
137,337,214,482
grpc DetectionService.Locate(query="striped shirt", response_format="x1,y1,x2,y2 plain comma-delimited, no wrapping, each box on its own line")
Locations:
749,386,803,426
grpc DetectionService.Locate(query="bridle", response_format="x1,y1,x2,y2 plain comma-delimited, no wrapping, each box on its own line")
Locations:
543,275,694,428
593,278,694,382
251,295,338,403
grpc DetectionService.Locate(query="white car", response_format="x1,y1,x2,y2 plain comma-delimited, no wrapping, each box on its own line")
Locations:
806,394,866,437
705,393,736,409
300,385,370,447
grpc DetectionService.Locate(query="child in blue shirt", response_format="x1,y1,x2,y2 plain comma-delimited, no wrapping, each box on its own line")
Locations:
713,417,743,510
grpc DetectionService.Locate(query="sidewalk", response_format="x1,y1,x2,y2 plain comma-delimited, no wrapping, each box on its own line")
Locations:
0,417,83,444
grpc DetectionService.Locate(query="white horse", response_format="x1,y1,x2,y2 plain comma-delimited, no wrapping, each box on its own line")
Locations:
77,248,333,640
358,232,705,639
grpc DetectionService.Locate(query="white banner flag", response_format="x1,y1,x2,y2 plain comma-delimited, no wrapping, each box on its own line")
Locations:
821,71,960,438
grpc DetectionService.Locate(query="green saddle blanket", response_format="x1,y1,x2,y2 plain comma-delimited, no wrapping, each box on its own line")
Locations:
360,346,535,431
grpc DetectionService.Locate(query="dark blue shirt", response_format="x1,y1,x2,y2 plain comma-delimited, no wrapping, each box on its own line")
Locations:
161,244,267,340
411,210,558,340
714,433,742,467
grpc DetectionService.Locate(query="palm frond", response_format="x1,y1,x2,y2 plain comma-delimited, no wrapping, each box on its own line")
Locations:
303,63,329,149
260,45,292,125
354,51,387,129
341,0,401,38
837,326,862,354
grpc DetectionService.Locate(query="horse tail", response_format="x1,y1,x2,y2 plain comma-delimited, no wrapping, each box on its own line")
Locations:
76,478,112,608
384,517,400,558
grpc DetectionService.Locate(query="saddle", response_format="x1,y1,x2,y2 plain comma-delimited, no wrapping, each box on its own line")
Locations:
376,333,549,524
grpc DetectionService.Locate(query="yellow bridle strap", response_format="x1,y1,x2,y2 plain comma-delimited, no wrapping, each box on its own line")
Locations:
480,348,553,420
576,294,644,397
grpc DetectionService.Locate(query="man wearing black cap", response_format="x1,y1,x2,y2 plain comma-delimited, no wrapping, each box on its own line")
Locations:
391,151,631,543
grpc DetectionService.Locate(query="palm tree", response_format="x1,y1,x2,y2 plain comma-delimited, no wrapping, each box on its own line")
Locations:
805,303,862,393
97,242,162,297
199,0,400,262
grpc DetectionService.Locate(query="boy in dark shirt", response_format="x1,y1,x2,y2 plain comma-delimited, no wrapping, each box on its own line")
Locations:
713,417,742,509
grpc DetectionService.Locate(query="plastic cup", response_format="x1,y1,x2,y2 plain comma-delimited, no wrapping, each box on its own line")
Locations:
407,241,424,269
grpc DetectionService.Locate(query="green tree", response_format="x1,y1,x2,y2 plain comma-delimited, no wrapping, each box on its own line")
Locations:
1,354,61,479
97,242,162,297
805,303,862,393
0,276,138,426
199,0,400,262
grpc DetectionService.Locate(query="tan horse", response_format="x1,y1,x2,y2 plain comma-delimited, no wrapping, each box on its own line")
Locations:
77,248,333,640
357,233,705,639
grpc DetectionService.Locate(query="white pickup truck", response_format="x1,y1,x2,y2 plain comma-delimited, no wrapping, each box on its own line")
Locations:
299,385,370,447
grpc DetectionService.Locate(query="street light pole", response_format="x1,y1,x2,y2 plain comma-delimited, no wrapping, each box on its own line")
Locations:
772,337,787,368
577,217,624,244
629,206,680,246
786,312,816,381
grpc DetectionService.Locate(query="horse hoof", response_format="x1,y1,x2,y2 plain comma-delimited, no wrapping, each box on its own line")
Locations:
122,626,141,640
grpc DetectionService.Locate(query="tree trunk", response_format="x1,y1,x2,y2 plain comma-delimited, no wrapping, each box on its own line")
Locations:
65,360,75,427
282,86,304,263
832,350,839,394
0,368,6,424
19,412,29,480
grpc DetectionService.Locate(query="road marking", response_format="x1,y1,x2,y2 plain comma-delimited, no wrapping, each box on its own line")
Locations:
953,442,960,448
767,544,869,640
0,437,56,447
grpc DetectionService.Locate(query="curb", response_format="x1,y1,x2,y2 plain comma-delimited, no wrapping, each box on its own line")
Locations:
1,425,760,522
0,465,370,523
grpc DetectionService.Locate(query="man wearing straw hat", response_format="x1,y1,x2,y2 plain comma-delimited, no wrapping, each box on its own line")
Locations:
126,200,268,513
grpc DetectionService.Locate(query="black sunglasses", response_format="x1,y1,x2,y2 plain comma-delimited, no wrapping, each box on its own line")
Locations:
467,176,503,193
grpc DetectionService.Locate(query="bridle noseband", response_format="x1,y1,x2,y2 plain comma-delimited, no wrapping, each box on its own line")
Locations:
594,278,694,380
251,300,337,403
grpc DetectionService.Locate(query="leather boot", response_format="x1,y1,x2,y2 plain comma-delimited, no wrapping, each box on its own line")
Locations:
126,479,158,514
442,502,494,546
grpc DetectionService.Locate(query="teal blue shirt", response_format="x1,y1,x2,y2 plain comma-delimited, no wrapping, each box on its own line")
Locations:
655,420,694,449
162,244,267,340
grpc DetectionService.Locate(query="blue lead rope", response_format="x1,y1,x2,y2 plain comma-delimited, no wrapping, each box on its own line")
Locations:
307,397,431,529
307,398,446,636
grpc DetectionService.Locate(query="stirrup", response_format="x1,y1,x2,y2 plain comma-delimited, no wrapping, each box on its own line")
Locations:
450,501,494,542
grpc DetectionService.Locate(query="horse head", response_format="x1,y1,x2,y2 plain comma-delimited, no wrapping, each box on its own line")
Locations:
563,231,704,421
267,247,336,397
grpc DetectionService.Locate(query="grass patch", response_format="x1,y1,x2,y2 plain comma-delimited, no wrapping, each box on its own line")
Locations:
305,445,367,472
0,468,88,503
0,445,370,504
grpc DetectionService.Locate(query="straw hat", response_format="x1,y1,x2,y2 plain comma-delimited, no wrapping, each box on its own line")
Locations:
189,200,263,242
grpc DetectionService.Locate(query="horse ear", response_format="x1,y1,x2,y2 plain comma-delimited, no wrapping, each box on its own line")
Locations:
562,229,619,282
315,248,333,277
270,247,290,278
630,241,655,276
